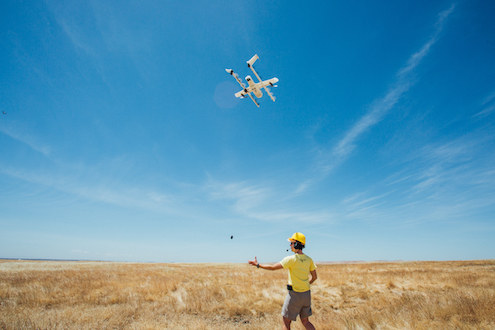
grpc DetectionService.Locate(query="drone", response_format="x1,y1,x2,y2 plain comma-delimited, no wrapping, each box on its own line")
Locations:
225,54,279,107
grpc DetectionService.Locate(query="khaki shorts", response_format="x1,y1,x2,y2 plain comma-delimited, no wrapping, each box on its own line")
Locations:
281,290,312,321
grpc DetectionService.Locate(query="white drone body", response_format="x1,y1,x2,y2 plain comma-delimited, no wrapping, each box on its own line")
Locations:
225,54,279,107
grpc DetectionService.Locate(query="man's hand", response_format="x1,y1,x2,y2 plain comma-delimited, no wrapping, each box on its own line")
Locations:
248,256,258,266
248,258,284,271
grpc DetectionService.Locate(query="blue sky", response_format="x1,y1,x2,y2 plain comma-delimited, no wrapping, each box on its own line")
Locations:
1,1,494,263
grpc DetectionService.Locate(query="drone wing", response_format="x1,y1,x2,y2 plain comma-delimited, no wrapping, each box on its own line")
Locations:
261,77,279,102
247,55,279,103
226,69,245,90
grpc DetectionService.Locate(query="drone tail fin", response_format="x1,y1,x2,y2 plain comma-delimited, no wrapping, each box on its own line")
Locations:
247,54,259,68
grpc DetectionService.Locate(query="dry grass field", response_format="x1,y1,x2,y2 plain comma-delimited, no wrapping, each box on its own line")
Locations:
1,259,494,329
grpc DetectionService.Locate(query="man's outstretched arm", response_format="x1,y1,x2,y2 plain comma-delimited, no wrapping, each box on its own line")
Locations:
248,256,284,270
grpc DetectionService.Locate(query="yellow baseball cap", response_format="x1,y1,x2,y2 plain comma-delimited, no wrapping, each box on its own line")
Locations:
287,232,306,245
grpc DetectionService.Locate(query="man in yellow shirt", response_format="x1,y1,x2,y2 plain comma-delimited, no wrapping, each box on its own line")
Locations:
248,232,317,330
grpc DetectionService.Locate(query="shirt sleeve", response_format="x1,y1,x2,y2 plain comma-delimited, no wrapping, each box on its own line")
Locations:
280,255,295,269
310,259,316,271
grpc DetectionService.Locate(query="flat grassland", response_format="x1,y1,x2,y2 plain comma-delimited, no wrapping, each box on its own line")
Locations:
1,260,494,329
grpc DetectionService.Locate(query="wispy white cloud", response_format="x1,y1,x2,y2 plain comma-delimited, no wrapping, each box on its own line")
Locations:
377,134,495,222
333,5,455,163
332,121,495,226
48,0,153,90
343,192,392,208
57,18,97,56
89,1,152,56
399,4,456,78
7,31,57,88
339,190,392,221
248,209,334,224
481,91,495,106
345,201,387,220
0,160,185,217
205,177,333,224
296,6,456,195
404,134,489,191
206,179,272,213
291,7,457,198
51,1,125,56
1,148,333,226
474,104,495,118
473,90,495,118
0,124,52,157
331,84,407,161
1,123,334,225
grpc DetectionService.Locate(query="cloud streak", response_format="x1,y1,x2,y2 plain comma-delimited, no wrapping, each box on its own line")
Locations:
0,157,194,220
205,178,333,224
328,4,456,170
473,90,495,118
345,132,495,225
0,124,52,157
294,5,456,195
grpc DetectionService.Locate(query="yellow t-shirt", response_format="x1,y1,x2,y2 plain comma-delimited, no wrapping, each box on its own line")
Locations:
280,254,316,292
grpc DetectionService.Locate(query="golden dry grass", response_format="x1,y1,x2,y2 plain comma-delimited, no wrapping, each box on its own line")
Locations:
1,259,495,329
